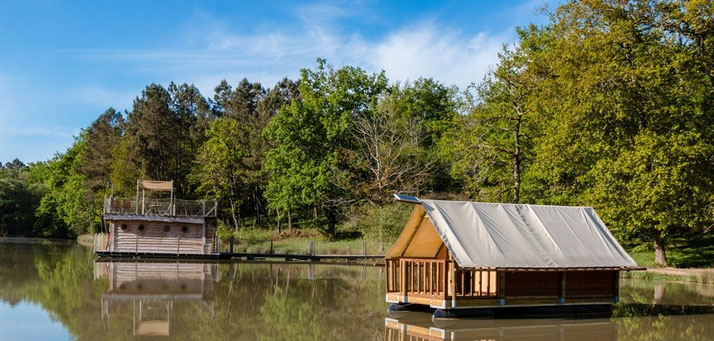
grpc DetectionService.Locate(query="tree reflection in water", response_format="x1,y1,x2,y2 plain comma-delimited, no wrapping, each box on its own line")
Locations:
3,243,714,340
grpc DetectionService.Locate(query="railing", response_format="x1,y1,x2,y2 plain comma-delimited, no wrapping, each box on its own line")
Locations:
455,268,497,298
104,197,217,218
386,257,498,300
387,258,448,299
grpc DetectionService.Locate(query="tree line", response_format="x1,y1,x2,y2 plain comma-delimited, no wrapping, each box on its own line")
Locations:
1,0,713,265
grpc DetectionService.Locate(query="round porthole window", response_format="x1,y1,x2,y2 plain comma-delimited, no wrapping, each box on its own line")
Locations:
138,224,145,232
120,224,128,231
181,225,188,233
163,225,170,233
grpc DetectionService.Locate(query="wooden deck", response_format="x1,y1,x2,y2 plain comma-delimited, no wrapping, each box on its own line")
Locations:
95,251,384,262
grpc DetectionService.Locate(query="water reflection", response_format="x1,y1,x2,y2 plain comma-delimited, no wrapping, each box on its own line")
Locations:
94,261,216,337
2,243,714,340
385,313,617,341
385,303,714,341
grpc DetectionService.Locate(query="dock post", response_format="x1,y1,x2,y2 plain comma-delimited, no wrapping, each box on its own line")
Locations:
229,236,234,254
362,241,367,257
308,240,315,256
270,240,274,254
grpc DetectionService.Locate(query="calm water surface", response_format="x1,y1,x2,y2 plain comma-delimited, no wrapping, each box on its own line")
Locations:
1,243,714,340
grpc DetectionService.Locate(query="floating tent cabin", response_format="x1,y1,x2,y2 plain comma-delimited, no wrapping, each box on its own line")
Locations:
385,194,641,314
94,180,219,256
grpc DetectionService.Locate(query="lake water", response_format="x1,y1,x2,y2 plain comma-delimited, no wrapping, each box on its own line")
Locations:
1,243,714,340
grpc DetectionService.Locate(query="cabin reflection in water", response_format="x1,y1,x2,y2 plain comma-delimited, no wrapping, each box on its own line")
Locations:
384,314,617,341
94,261,215,337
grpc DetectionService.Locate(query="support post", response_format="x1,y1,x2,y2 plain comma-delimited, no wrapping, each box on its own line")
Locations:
135,180,139,215
202,221,206,254
450,255,457,308
400,259,406,300
229,236,234,254
170,181,174,216
362,241,367,256
559,271,566,304
141,188,145,215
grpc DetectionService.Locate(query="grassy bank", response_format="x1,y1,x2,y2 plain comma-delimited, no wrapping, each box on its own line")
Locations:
626,233,714,268
622,269,714,284
219,228,392,255
77,234,94,247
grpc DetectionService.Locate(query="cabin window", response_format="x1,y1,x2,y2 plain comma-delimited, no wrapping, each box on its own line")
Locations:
181,225,188,233
120,224,128,231
163,225,170,233
138,224,145,232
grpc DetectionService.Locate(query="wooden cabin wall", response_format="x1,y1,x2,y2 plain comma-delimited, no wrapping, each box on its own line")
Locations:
504,272,561,297
110,220,207,254
565,270,618,296
504,270,618,298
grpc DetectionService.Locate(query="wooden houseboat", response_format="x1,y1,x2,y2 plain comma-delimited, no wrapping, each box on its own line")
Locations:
385,194,641,318
94,180,219,257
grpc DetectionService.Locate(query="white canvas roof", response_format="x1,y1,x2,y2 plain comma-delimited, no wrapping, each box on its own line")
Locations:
397,196,637,269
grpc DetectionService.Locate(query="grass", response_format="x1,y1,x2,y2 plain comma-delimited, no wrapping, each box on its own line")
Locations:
77,234,94,247
219,228,392,255
626,232,714,268
621,269,714,284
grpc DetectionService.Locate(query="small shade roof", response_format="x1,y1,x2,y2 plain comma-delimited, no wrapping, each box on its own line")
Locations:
139,180,173,191
392,195,638,269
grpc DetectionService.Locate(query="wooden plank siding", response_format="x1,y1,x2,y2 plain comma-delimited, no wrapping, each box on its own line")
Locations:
108,219,215,255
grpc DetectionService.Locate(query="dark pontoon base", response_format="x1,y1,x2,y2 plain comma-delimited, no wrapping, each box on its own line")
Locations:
431,304,613,320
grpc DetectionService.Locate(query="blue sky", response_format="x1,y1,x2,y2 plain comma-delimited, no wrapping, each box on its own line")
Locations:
0,301,70,340
0,0,552,163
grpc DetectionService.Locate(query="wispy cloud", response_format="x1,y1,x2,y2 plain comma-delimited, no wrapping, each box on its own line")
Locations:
65,22,510,95
5,125,79,139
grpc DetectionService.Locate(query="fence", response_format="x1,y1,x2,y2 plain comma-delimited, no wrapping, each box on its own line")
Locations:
216,238,390,256
104,197,217,217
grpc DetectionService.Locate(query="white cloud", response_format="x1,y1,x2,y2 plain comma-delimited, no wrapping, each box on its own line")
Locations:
369,26,506,88
70,23,509,95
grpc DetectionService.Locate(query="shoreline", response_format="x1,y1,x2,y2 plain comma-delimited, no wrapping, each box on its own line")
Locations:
0,236,76,245
4,237,714,283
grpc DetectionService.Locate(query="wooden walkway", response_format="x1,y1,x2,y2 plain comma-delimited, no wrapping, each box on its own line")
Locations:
95,251,384,262
228,252,384,261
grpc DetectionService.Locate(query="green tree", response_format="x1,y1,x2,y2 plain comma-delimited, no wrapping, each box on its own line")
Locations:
441,28,544,203
34,134,95,236
194,118,246,230
526,0,714,265
0,160,44,236
263,59,388,236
